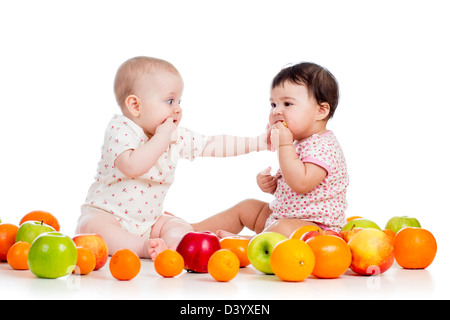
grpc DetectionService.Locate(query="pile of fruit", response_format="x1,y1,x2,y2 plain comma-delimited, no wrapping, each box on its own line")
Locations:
0,211,110,278
0,212,438,283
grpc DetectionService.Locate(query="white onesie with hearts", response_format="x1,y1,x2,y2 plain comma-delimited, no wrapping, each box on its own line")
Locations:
81,114,208,237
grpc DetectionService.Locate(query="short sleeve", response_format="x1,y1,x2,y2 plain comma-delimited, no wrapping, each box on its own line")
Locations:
176,127,209,161
296,134,333,174
105,115,147,160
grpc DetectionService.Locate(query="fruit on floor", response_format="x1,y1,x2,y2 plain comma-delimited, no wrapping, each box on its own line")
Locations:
341,218,381,231
74,247,96,275
0,223,19,261
154,249,184,278
7,241,31,270
15,221,55,244
207,249,240,282
382,229,396,245
393,227,437,269
247,232,287,274
20,210,60,232
270,238,315,282
306,234,352,279
220,236,251,268
348,228,394,276
73,234,109,271
28,232,78,279
340,227,363,243
109,249,141,281
385,216,421,234
176,231,221,273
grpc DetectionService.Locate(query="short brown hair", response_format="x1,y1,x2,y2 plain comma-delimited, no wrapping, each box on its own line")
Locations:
113,56,180,109
272,62,339,119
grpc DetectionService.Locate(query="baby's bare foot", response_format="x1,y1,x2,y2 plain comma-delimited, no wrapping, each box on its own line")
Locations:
148,238,168,260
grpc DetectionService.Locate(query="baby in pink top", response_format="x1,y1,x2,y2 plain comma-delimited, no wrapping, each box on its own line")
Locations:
193,62,349,237
266,130,348,232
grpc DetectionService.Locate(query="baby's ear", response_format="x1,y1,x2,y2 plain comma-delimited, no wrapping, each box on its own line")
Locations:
317,102,330,120
125,95,140,117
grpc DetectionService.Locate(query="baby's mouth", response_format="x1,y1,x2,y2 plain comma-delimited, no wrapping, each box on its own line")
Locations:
273,120,288,127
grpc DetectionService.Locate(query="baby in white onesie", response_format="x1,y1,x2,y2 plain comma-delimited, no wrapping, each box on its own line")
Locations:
76,56,268,259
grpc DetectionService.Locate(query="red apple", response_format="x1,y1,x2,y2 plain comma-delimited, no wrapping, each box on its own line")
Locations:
176,231,221,273
73,233,108,271
348,228,394,276
340,227,363,243
300,229,341,242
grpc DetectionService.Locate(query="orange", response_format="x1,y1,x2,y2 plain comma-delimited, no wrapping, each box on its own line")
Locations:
270,238,315,282
154,249,184,278
74,247,96,275
383,229,396,245
109,249,141,280
0,223,19,261
219,236,251,267
20,210,60,231
207,249,240,282
290,225,322,239
6,241,31,270
346,216,363,222
305,234,352,279
394,227,437,269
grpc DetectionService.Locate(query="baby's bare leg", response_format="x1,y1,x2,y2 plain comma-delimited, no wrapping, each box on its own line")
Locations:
76,209,152,259
192,199,272,236
149,214,194,259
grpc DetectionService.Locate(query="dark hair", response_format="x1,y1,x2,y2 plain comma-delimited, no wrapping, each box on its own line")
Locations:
272,62,339,119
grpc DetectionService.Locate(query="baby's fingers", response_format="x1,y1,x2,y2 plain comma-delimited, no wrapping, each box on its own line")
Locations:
259,167,272,176
165,116,174,123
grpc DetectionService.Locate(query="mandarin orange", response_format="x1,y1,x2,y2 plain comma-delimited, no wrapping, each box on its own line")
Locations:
207,249,240,282
154,249,184,278
20,210,60,231
306,234,352,278
109,249,141,280
0,223,19,261
270,239,315,282
394,227,437,269
7,241,31,270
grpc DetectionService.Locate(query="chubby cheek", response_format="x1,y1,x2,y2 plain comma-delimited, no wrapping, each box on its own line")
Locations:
268,112,277,125
144,119,162,136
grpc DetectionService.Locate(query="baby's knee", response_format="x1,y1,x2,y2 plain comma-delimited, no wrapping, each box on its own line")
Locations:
160,217,193,247
238,198,266,208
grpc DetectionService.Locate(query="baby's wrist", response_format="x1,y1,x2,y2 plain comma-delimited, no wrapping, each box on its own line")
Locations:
255,133,270,151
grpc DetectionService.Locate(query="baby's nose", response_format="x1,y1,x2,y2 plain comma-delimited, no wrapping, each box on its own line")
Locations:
272,105,282,114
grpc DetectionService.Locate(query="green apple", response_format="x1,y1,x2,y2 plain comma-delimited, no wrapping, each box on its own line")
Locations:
16,221,55,244
28,232,78,279
247,232,287,274
341,218,381,231
385,216,421,234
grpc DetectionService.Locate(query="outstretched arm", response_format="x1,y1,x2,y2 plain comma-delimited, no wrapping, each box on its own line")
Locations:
201,132,270,157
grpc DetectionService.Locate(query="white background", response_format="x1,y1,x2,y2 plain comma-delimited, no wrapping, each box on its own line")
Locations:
1,0,449,299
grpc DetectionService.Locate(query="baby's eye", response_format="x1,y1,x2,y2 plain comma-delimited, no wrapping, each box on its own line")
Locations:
178,100,182,105
166,99,173,105
284,102,292,107
270,103,277,108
